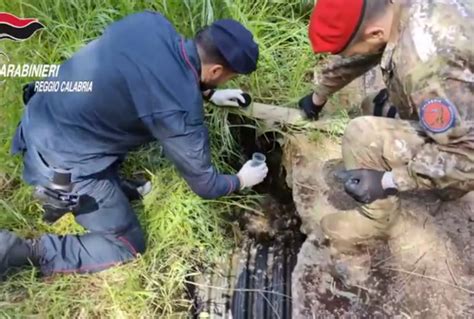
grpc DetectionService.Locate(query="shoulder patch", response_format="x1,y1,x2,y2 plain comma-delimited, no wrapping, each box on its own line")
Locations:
419,98,456,133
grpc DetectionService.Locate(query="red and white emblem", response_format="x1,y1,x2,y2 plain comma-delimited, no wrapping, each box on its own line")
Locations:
420,98,456,133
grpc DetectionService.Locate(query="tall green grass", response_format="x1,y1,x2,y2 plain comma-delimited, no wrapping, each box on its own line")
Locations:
0,0,317,317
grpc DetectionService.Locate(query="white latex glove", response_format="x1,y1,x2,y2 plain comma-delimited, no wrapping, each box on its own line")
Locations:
382,171,397,190
210,89,245,107
237,160,269,189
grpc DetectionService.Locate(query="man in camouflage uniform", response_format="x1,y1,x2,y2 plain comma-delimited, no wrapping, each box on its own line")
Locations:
298,0,473,243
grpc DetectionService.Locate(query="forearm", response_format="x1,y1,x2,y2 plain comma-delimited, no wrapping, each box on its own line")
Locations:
184,170,240,199
313,54,381,99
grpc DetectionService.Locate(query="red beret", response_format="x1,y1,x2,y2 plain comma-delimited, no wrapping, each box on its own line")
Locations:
309,0,366,54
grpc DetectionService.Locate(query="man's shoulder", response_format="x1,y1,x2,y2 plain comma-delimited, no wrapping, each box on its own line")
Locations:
105,10,179,43
404,1,473,62
118,11,173,28
393,0,473,84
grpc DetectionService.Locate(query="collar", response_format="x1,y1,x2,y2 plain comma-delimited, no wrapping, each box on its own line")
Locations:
180,39,202,83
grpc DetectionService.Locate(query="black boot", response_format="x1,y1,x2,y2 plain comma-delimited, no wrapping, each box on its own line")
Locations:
0,230,40,278
120,178,152,201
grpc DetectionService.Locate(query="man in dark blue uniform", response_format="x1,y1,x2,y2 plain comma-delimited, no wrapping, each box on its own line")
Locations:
0,11,267,276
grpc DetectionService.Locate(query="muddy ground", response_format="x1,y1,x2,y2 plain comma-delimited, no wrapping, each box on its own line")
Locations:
283,68,473,318
285,133,473,318
194,128,472,318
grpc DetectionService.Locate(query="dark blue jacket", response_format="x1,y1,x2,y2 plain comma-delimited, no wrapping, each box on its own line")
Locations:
13,11,240,199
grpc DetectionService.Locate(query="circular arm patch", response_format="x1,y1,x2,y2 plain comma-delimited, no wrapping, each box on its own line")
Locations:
419,98,456,133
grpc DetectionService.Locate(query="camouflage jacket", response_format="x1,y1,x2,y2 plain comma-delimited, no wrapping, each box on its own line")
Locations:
314,0,474,190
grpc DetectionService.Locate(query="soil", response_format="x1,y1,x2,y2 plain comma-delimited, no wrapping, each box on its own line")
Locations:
192,130,472,318
191,190,306,319
285,133,473,318
191,126,306,319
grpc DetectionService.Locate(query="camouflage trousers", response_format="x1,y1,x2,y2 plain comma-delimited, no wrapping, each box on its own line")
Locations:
320,105,472,243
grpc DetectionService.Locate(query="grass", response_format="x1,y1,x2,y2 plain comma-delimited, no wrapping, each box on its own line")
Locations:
0,0,321,317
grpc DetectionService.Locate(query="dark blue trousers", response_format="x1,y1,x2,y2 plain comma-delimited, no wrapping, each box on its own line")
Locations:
22,145,146,276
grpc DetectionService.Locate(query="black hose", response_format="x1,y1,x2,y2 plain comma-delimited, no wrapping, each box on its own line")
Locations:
232,243,251,319
253,244,269,318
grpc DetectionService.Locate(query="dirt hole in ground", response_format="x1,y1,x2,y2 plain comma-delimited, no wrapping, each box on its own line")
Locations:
188,114,474,318
188,115,306,319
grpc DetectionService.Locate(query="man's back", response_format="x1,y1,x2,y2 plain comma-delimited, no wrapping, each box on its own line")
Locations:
20,11,203,177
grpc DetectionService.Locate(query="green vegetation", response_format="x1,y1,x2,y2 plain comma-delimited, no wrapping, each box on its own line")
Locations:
0,0,319,317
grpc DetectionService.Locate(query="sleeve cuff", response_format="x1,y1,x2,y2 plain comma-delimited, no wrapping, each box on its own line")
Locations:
381,172,397,190
203,89,216,102
224,174,241,195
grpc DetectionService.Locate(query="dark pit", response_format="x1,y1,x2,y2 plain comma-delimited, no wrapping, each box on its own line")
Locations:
189,115,306,319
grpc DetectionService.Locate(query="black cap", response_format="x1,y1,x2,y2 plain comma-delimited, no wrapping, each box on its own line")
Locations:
210,19,259,75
